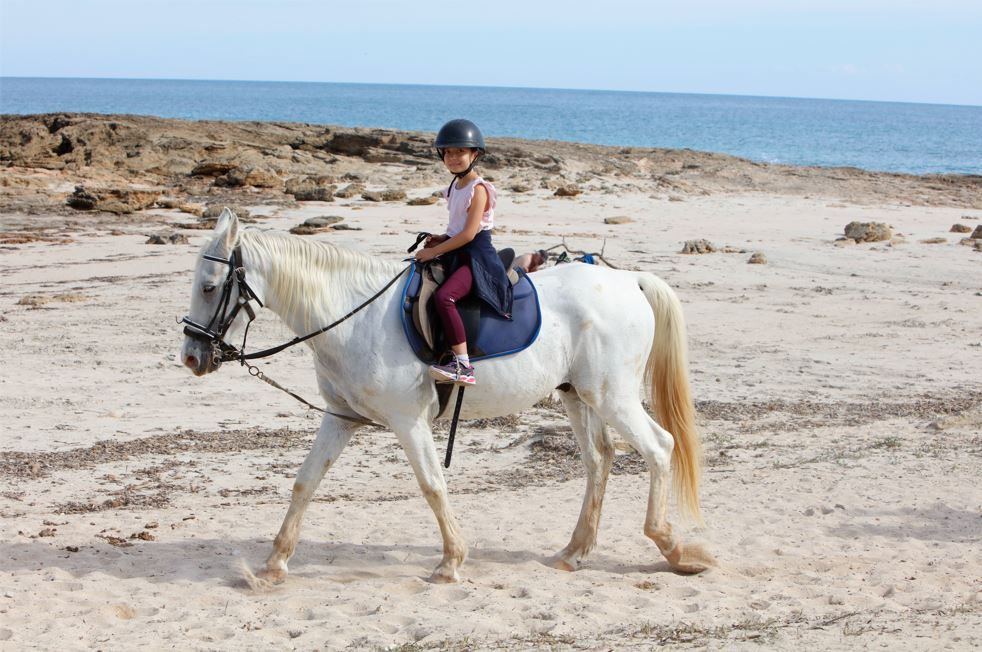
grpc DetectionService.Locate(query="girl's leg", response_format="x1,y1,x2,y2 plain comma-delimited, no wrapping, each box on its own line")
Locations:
433,263,473,355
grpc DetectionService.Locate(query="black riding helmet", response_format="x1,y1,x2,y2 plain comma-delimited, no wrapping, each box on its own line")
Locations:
435,119,487,194
434,119,486,159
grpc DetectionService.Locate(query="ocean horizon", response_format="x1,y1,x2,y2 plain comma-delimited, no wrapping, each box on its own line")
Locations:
2,76,981,175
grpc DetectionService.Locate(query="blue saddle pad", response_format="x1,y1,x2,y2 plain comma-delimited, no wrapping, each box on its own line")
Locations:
400,264,541,363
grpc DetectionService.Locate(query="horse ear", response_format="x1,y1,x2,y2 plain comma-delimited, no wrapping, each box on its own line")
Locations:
214,207,239,248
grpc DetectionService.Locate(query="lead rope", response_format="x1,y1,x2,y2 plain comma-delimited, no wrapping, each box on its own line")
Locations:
229,264,413,429
241,360,382,427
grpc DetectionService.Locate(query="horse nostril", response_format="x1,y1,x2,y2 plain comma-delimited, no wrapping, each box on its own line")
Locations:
185,355,198,369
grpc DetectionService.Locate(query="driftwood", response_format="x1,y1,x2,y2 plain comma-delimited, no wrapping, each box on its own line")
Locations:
542,238,621,269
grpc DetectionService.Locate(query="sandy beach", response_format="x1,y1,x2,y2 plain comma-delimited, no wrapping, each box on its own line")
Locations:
1,114,980,650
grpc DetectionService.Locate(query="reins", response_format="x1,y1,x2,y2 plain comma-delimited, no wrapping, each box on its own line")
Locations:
181,235,469,465
181,245,411,428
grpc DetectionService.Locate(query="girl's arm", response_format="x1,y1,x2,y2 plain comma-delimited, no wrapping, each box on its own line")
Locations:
416,184,488,261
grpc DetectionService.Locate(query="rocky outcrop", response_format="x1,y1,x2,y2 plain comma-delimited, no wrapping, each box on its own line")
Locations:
67,185,161,214
2,114,982,215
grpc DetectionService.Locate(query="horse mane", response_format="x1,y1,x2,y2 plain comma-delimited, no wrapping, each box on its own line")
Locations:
237,229,403,329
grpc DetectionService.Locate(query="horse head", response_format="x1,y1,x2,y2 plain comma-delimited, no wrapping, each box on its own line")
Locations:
180,207,260,376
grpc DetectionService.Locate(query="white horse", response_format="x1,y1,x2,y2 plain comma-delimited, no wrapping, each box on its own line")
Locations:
180,209,713,584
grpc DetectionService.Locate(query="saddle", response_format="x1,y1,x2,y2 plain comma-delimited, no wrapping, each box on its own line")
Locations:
400,249,542,364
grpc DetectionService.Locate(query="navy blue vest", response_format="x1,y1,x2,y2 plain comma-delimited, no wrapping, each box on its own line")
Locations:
443,229,513,319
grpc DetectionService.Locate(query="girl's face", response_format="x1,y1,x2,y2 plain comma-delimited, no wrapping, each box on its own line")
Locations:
442,147,479,174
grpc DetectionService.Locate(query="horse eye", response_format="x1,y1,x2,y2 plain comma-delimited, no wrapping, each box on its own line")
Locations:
203,284,216,294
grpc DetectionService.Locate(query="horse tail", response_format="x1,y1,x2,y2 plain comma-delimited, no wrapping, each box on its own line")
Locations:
638,273,702,523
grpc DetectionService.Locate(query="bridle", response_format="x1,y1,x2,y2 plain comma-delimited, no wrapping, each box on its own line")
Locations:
180,246,263,368
180,234,472,464
182,244,412,368
180,244,411,427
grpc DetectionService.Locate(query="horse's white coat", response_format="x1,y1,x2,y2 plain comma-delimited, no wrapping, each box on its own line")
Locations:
181,209,711,583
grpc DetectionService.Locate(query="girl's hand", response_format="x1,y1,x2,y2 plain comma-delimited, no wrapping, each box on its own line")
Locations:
425,234,448,248
415,247,440,262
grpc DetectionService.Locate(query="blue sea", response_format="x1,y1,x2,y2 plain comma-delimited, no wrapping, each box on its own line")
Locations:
1,77,980,175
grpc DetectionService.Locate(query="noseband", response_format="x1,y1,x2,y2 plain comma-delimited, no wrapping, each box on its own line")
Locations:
181,246,264,366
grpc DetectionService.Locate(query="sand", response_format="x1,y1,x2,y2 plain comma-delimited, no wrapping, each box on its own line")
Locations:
1,116,981,650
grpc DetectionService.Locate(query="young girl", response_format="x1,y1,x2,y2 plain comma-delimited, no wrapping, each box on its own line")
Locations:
414,119,513,385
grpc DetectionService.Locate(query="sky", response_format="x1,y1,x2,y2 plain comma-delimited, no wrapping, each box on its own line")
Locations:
1,0,980,106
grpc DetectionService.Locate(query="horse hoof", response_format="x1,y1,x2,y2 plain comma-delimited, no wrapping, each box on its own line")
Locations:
429,568,460,584
256,567,288,585
546,556,576,572
668,543,716,575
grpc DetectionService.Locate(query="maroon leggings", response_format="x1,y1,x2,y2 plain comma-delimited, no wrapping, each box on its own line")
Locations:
433,261,473,347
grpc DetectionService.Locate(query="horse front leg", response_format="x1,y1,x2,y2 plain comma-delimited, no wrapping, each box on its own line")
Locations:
392,418,467,583
257,416,357,584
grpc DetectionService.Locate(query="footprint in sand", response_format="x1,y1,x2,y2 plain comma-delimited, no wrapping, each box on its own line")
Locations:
671,586,700,599
436,587,470,602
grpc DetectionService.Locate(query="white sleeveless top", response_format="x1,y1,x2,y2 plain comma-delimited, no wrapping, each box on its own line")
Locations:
443,177,496,237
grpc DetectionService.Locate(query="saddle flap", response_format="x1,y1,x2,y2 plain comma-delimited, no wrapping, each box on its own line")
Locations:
412,264,440,351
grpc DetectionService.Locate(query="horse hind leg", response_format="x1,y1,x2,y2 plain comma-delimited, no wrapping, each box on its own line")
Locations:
598,401,715,574
548,388,615,571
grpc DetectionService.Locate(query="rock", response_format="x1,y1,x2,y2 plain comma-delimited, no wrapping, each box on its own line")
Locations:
971,225,982,239
285,176,336,201
66,186,98,210
156,197,185,209
190,161,237,177
950,224,972,233
325,132,394,156
509,183,532,193
919,237,947,244
554,185,581,197
146,233,189,245
844,221,892,242
333,183,365,199
362,189,406,202
381,189,407,201
748,252,767,264
291,187,335,202
407,195,439,206
217,167,280,189
66,185,161,214
604,216,635,225
331,224,362,231
302,215,343,228
681,239,716,254
177,203,205,217
362,149,404,164
203,204,250,219
289,215,344,235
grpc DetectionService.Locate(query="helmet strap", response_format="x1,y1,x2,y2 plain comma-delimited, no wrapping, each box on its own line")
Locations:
446,150,482,199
